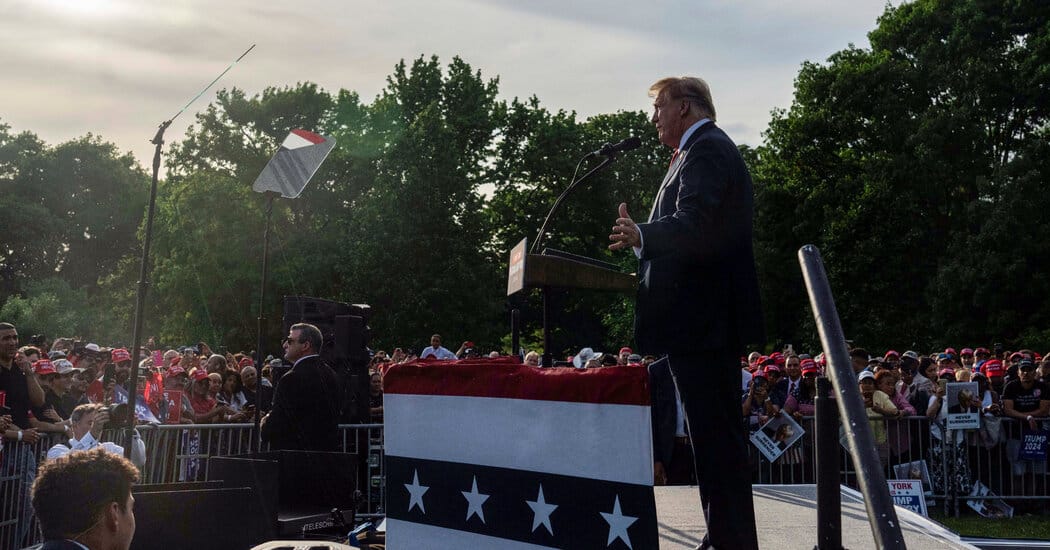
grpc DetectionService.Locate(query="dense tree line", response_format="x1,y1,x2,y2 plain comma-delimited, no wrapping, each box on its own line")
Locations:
3,0,1048,355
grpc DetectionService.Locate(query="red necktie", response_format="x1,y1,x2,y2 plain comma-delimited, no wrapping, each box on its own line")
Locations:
668,148,679,168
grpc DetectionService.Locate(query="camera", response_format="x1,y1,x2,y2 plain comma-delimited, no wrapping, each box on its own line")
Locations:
104,403,130,426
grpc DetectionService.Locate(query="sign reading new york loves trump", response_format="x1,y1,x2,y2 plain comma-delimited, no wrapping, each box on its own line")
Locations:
384,359,658,549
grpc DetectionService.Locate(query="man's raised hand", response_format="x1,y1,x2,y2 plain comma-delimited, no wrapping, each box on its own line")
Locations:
609,202,641,251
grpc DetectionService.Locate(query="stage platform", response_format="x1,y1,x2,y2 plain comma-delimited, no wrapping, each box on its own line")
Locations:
655,484,978,550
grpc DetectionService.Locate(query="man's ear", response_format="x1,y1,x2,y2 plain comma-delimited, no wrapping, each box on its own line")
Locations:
103,502,122,533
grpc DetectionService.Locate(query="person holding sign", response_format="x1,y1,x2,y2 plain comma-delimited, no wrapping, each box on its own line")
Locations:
1002,358,1049,475
1003,359,1049,431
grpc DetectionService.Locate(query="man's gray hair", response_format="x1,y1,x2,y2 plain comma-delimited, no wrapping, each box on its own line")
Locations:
290,323,323,352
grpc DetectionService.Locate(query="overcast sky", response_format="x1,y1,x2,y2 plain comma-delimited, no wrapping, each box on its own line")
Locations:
1,0,893,167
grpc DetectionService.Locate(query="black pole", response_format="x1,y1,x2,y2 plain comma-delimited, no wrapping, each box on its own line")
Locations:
814,376,842,550
541,287,553,367
798,245,905,550
511,308,521,358
251,192,277,453
531,156,616,255
124,119,172,460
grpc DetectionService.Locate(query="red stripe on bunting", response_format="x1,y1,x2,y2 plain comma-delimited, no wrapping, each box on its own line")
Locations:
383,359,650,406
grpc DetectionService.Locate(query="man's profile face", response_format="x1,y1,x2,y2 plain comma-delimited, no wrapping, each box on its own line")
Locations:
116,493,136,550
651,91,687,148
283,330,307,362
0,328,18,360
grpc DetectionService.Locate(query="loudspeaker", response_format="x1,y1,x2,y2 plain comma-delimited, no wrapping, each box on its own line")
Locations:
209,451,358,537
131,486,269,549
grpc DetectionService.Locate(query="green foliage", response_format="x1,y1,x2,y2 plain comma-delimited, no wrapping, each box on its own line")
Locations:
0,278,122,342
0,123,147,298
11,2,1048,357
751,0,1050,351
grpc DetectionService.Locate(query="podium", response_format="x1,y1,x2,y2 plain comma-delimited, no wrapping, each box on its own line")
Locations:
507,238,636,366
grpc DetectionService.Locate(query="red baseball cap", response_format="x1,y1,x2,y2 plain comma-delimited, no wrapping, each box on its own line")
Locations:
764,364,782,374
112,348,132,363
944,347,957,356
167,365,187,377
938,367,956,378
974,347,991,356
800,358,820,375
191,369,209,382
619,347,632,355
239,357,254,368
960,348,974,356
884,350,900,359
983,360,1004,377
33,359,57,376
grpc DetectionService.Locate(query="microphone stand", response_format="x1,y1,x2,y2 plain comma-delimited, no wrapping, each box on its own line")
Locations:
124,119,171,459
531,153,621,367
121,44,255,460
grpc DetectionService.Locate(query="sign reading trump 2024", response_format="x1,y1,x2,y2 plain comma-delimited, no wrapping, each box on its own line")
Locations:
888,480,927,517
1019,430,1048,461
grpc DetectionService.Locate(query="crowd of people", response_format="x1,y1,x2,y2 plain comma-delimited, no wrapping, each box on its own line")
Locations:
5,316,1050,546
735,346,1050,501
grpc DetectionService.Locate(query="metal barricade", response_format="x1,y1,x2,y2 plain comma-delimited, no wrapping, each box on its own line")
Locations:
743,414,1049,514
1,423,385,549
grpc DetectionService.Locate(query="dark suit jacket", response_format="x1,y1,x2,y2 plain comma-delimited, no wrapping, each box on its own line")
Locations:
648,358,678,466
29,540,86,550
260,355,341,451
635,122,763,354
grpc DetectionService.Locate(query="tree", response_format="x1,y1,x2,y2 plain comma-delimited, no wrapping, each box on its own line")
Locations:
0,121,147,330
751,0,1050,351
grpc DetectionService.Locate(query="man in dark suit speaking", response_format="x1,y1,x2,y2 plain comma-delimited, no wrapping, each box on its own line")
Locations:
610,76,763,550
261,323,341,451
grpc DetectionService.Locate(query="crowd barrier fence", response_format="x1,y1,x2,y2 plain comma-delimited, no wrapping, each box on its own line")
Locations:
0,423,383,550
2,416,1046,549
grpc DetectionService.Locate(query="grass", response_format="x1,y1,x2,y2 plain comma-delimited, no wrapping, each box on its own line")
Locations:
929,510,1050,541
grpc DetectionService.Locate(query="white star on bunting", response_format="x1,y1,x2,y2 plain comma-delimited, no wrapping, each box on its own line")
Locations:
600,495,638,549
525,484,558,535
462,475,490,523
404,469,429,514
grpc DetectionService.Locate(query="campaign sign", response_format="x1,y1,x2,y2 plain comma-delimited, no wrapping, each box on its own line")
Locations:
163,390,183,424
888,480,927,516
152,350,164,368
1019,430,1048,461
751,414,805,462
967,481,1014,518
945,381,980,430
892,459,932,493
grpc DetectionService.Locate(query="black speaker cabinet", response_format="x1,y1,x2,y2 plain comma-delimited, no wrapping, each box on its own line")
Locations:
208,450,359,537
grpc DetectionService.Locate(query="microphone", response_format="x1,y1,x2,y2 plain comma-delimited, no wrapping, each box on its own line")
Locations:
587,136,642,158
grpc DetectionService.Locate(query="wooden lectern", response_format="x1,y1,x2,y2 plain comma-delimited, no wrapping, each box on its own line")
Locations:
507,238,637,366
